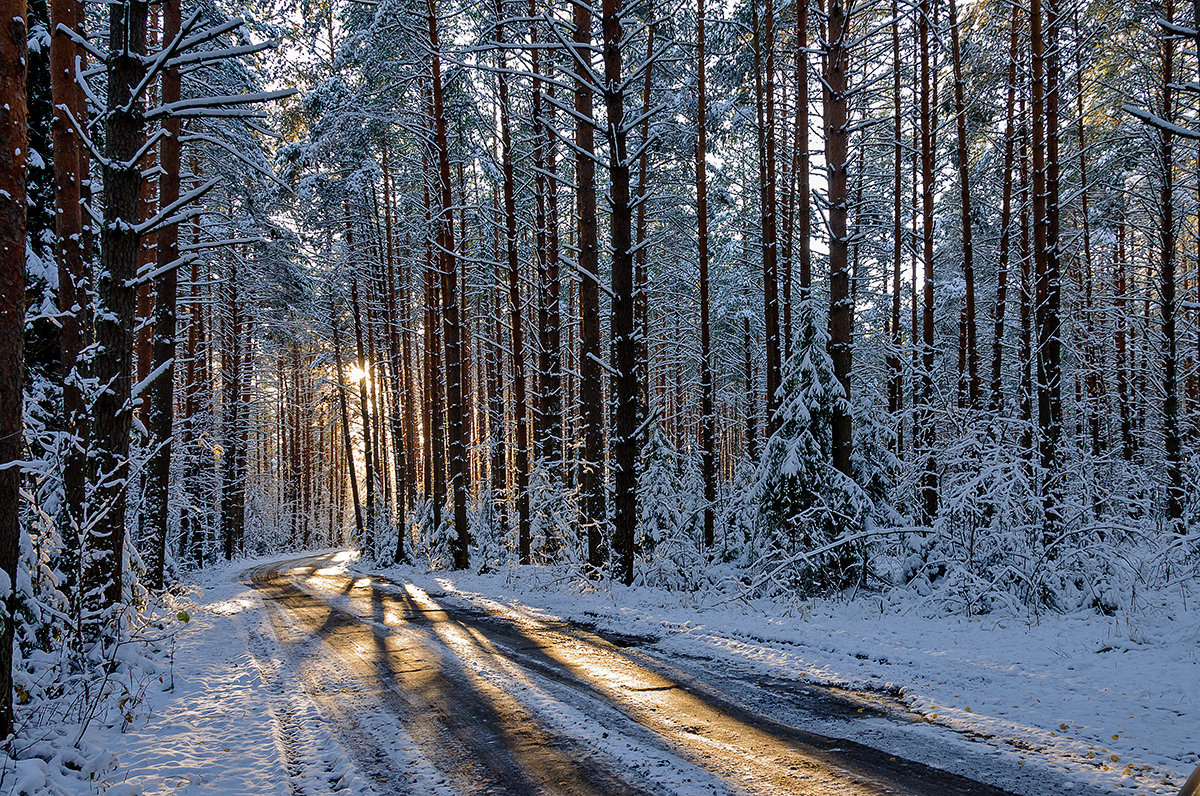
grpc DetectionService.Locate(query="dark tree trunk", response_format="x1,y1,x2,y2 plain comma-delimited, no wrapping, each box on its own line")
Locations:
948,0,978,407
542,80,564,474
990,6,1019,413
50,0,88,592
1018,98,1034,461
487,191,507,534
1032,0,1064,548
744,281,757,462
90,0,148,608
796,0,812,302
825,0,853,478
495,1,532,563
918,0,938,523
144,0,182,588
634,22,655,436
1158,0,1184,530
1073,11,1102,459
887,0,903,454
574,0,606,570
381,143,410,563
427,0,471,568
602,0,638,585
697,0,716,549
752,0,782,431
0,0,28,740
1115,223,1133,461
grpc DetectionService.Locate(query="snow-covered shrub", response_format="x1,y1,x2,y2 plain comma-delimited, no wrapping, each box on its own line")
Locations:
529,462,574,565
635,425,705,590
755,307,871,595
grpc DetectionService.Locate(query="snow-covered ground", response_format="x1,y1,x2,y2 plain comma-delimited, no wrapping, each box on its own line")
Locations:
47,551,1198,795
359,557,1199,796
75,553,375,796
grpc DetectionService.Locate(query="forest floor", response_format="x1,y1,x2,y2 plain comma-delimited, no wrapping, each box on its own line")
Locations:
79,550,1198,796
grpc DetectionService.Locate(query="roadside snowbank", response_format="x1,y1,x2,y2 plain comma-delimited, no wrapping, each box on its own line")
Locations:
84,554,373,796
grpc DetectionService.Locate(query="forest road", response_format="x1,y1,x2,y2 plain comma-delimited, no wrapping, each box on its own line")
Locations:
243,553,1030,796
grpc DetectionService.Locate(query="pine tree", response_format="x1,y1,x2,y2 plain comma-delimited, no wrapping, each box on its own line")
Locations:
758,305,866,593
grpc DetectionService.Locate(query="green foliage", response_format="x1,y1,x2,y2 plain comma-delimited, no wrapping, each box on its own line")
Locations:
756,304,870,594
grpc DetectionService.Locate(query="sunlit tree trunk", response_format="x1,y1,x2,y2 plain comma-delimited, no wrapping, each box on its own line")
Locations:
330,293,365,545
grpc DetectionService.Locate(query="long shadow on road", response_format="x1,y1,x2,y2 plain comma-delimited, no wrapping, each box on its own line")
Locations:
248,562,637,795
245,555,1105,796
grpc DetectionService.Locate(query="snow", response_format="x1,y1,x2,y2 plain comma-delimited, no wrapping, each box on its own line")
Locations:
352,557,1199,796
77,554,377,796
42,551,1198,795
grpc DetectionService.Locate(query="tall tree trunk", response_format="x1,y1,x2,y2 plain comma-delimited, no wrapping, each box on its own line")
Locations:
421,142,446,545
530,5,557,480
50,0,88,593
1159,0,1184,530
0,0,28,739
602,0,638,585
330,295,365,545
220,262,244,560
427,0,471,568
574,0,606,570
134,6,158,422
796,0,811,301
990,6,1019,413
753,0,782,431
1073,9,1101,459
486,190,507,534
1115,222,1133,461
825,0,853,478
744,279,757,462
697,0,716,549
634,22,655,435
1032,0,1064,549
1018,97,1034,460
948,0,978,407
350,273,377,555
90,0,147,608
145,0,182,588
381,142,409,562
887,0,903,454
918,0,938,523
543,79,564,475
495,1,532,563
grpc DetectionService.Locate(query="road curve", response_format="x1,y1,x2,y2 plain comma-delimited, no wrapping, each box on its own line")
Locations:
244,553,1022,795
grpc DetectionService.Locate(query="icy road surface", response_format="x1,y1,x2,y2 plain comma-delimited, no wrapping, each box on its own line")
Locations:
240,552,1098,795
